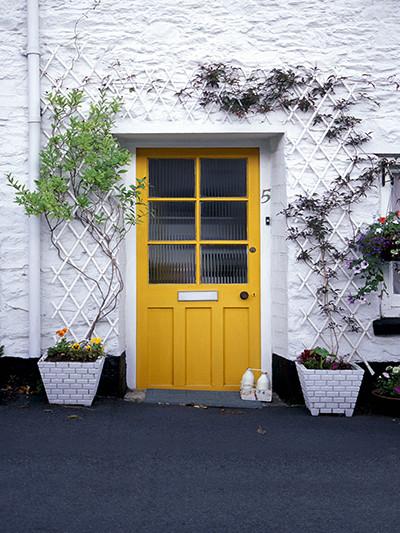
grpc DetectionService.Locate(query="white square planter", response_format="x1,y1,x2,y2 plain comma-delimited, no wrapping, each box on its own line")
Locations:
296,362,364,417
38,355,105,406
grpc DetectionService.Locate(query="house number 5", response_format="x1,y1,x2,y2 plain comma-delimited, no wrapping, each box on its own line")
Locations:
261,188,271,204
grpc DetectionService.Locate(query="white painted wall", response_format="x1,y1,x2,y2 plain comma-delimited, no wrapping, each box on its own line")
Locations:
268,136,288,356
2,0,400,364
0,1,29,357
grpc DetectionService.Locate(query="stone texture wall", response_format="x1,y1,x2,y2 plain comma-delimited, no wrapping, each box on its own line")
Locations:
2,0,400,362
0,0,29,357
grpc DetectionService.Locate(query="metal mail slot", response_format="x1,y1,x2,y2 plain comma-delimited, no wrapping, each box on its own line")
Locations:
178,291,218,302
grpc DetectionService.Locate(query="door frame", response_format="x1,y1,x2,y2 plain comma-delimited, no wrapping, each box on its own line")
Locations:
119,127,286,392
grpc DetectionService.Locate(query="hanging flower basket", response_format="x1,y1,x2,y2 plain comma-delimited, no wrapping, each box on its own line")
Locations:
348,212,400,301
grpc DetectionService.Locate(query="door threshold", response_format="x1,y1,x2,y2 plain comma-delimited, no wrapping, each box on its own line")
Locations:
127,389,269,409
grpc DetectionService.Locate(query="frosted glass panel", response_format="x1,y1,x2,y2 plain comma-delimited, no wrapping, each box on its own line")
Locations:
149,245,195,284
201,201,247,240
201,245,247,284
149,202,195,241
149,159,195,198
201,159,247,197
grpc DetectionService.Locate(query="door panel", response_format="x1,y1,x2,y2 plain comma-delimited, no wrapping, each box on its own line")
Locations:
137,148,260,391
185,308,212,387
147,308,174,387
223,308,250,386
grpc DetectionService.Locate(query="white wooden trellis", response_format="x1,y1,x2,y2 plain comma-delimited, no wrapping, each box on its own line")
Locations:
40,43,375,358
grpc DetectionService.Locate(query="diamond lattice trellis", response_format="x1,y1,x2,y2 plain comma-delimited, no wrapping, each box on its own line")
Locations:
282,75,375,358
40,43,376,359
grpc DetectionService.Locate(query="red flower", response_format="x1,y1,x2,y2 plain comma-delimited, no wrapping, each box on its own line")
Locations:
396,211,400,218
378,216,386,224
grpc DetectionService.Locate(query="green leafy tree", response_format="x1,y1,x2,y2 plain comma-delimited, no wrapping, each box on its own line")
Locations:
8,89,145,339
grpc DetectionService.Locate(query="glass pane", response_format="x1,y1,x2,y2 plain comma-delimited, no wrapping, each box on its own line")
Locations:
201,158,247,197
201,201,247,240
201,245,247,284
149,245,195,284
393,263,400,294
149,159,195,198
149,202,195,241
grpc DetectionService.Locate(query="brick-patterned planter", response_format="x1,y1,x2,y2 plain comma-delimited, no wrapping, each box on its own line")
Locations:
38,356,105,406
296,362,364,417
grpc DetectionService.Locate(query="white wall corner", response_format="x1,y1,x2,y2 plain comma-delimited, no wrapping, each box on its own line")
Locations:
268,135,289,358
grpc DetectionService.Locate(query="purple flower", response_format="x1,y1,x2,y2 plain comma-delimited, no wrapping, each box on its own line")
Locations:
394,386,400,395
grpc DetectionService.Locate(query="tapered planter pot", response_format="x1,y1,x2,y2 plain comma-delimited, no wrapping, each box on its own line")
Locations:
38,355,105,406
371,389,400,416
296,362,364,417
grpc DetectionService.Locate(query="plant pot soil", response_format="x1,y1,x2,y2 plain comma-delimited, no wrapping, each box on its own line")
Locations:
38,355,105,406
296,362,364,417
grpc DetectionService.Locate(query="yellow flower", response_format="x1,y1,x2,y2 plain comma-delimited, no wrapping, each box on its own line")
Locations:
85,345,92,352
71,343,80,350
90,337,102,345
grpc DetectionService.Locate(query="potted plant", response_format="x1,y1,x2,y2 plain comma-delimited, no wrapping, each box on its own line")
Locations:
282,166,377,416
370,365,400,416
373,365,400,400
7,89,145,403
296,347,364,417
38,328,105,406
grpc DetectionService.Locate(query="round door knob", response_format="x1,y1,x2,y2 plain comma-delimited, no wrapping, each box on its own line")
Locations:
249,247,256,253
240,291,249,300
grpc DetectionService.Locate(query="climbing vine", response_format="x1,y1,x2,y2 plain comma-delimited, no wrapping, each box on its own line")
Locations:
8,89,145,339
181,63,397,357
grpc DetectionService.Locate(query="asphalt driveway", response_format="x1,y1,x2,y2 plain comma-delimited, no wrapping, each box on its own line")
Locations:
0,398,398,533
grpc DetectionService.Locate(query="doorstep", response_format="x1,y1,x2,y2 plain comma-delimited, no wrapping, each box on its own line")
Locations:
124,389,287,409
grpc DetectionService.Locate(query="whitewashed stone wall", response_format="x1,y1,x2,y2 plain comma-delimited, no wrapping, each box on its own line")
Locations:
2,0,400,362
0,0,29,357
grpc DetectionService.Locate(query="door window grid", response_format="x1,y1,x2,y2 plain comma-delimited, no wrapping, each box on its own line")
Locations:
147,157,249,284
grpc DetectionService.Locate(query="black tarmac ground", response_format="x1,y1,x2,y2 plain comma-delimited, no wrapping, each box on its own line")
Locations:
0,398,399,533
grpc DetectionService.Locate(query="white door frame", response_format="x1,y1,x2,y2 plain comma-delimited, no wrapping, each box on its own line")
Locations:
117,124,286,391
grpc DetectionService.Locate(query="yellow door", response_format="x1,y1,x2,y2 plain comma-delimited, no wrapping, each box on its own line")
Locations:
137,148,260,390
